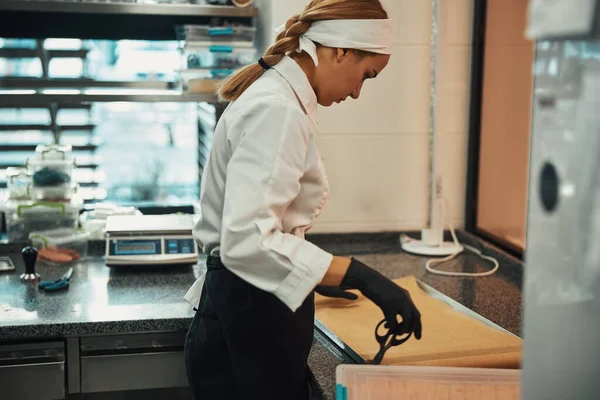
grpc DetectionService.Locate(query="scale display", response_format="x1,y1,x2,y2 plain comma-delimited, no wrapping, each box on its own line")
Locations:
108,239,195,256
165,238,195,254
105,214,199,266
112,240,161,256
106,236,198,266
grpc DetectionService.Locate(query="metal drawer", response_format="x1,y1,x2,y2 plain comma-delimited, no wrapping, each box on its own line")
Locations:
80,332,188,393
81,351,188,393
0,341,65,400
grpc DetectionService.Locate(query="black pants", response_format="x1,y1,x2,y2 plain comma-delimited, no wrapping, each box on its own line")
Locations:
184,256,316,400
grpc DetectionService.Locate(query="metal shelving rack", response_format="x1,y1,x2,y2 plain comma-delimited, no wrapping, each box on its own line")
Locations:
0,0,258,202
1,90,218,105
0,1,258,40
0,1,259,17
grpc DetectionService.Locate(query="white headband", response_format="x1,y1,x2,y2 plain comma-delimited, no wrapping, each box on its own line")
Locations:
275,19,393,66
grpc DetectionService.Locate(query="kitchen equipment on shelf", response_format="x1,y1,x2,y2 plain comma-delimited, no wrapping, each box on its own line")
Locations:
105,214,198,266
179,68,233,93
231,0,254,7
176,21,257,93
176,25,256,45
182,45,256,70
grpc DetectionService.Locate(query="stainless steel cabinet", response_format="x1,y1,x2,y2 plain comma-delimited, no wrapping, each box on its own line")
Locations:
80,332,188,393
0,341,66,400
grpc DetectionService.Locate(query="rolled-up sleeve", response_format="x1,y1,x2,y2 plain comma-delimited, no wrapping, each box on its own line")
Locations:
219,96,333,312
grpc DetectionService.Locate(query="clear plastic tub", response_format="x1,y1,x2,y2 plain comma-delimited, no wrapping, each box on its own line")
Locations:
3,197,83,242
27,145,76,188
34,144,73,160
6,167,32,200
180,68,234,80
182,45,256,70
179,69,232,93
27,157,76,175
336,365,521,400
176,25,256,44
30,227,90,262
182,78,220,94
29,182,78,201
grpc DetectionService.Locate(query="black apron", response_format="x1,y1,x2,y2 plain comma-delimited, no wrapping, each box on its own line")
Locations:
184,256,316,400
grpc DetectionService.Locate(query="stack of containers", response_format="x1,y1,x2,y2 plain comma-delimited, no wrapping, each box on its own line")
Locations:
27,144,78,201
177,23,257,93
1,144,84,242
5,167,32,201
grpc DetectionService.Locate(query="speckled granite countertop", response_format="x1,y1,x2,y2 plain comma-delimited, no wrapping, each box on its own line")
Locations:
309,231,523,399
0,257,202,338
0,231,523,400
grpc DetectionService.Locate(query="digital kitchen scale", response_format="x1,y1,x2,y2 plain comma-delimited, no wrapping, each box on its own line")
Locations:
105,214,198,266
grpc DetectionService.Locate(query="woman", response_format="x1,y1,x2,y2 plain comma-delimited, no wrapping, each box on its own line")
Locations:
184,0,422,399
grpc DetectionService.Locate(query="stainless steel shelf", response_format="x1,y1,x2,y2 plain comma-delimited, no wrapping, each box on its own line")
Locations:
0,78,178,90
1,90,218,105
0,48,90,59
0,103,94,110
0,141,102,152
0,161,101,170
0,1,257,40
0,124,96,132
0,1,258,18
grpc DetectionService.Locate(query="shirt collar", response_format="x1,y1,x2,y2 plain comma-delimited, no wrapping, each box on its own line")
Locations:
272,56,318,128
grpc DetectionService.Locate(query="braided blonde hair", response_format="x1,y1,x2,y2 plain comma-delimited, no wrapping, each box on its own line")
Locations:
217,0,388,102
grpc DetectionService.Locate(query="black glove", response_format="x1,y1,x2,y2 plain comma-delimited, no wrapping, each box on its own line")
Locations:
314,285,359,300
341,258,422,339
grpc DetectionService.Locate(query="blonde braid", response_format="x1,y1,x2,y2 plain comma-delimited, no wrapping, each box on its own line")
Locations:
217,13,312,102
217,0,388,102
260,14,312,68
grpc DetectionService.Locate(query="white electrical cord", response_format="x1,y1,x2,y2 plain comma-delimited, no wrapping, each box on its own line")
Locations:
403,198,500,277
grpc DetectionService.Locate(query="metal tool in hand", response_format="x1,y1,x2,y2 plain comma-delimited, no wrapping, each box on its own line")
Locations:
39,268,73,292
369,318,412,365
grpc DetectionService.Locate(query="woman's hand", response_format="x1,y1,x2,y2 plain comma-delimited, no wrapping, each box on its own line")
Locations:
314,285,358,300
341,258,422,339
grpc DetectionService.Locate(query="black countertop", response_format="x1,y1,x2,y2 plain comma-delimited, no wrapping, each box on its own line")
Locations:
0,231,523,400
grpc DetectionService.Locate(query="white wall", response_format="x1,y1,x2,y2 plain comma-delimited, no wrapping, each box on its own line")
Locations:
254,0,473,233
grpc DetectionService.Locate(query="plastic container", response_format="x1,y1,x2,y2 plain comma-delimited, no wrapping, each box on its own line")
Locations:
29,182,78,201
27,158,76,178
180,68,234,80
27,145,76,189
6,167,32,200
179,69,232,93
3,197,83,242
29,228,90,261
182,45,256,70
336,365,521,400
34,144,73,160
176,25,256,44
80,216,107,240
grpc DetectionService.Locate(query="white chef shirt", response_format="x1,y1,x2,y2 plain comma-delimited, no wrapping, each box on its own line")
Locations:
184,56,334,312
